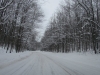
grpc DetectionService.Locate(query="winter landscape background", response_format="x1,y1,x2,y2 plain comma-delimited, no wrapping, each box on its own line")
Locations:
0,0,100,75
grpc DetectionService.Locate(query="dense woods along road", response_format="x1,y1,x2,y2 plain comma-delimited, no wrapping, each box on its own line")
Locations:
0,51,100,75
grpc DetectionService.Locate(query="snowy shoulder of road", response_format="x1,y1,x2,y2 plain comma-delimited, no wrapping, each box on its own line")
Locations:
42,51,100,69
0,48,100,75
0,47,33,65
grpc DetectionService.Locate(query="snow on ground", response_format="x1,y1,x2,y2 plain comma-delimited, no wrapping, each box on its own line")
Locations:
41,51,100,75
0,48,100,75
0,48,33,69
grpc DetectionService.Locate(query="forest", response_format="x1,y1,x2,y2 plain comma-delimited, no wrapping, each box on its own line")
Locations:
41,0,100,54
0,0,100,54
0,0,43,53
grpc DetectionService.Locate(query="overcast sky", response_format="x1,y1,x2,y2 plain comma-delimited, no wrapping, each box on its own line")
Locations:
36,0,63,42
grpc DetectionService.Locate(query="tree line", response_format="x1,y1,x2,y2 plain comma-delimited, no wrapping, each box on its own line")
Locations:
0,0,43,53
41,0,100,54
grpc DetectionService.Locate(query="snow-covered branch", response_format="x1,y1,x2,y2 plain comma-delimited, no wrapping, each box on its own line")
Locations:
0,0,13,10
82,18,100,29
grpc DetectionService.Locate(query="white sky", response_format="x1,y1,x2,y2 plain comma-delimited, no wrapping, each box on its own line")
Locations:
36,0,63,42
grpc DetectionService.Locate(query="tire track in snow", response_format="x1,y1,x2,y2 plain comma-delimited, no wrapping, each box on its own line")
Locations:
40,55,44,75
49,64,55,75
45,56,72,75
20,56,38,75
38,53,71,75
0,52,33,69
39,53,83,75
10,55,36,75
0,53,35,75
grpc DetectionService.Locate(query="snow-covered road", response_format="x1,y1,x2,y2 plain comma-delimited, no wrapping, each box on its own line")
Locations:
0,51,100,75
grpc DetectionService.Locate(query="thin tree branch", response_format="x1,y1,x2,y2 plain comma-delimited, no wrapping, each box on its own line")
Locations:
0,0,13,10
